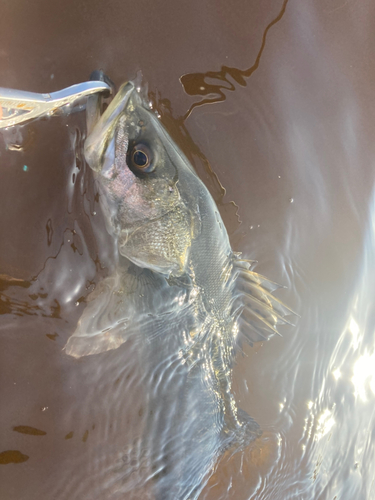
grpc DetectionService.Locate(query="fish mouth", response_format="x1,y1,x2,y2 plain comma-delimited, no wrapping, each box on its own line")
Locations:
84,81,135,172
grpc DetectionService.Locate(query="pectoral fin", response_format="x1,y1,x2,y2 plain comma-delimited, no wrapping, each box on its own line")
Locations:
64,273,130,358
64,263,186,358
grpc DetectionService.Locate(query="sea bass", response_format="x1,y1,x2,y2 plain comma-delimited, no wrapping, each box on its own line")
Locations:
64,77,294,499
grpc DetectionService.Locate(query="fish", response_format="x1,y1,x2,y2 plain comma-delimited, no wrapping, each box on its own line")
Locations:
64,74,295,499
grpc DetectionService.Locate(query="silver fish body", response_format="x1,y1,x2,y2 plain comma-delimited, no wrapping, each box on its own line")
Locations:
65,78,294,499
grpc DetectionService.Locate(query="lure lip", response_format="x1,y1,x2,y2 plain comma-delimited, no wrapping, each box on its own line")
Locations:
0,81,112,129
84,81,135,172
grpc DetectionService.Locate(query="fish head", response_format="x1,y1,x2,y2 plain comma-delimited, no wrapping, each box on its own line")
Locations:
84,81,199,277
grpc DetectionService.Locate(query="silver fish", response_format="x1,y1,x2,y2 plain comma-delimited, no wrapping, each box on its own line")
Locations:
64,76,294,499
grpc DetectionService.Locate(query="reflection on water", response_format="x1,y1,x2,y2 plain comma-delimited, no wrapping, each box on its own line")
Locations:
353,352,375,401
180,0,289,120
2,0,375,498
312,189,375,499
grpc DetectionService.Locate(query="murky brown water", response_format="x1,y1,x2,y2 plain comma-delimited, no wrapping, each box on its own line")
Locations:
2,0,375,498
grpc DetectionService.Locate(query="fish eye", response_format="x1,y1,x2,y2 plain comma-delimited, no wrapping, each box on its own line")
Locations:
131,144,154,173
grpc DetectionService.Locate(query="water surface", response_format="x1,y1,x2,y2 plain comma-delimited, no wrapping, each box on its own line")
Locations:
1,0,375,498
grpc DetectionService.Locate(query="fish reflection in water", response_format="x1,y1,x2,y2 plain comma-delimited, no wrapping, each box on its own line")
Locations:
61,74,295,499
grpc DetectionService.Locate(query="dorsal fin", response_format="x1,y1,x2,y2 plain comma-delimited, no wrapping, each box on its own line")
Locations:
231,255,297,346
